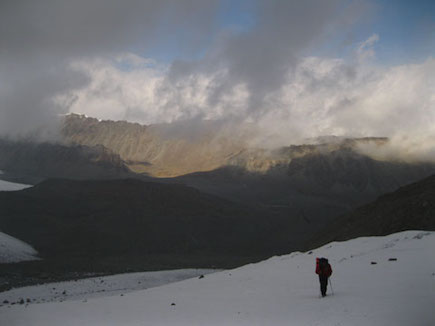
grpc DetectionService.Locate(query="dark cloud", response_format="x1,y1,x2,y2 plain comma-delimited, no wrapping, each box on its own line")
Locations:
0,0,219,58
2,0,397,147
0,58,88,139
0,0,220,138
165,0,351,117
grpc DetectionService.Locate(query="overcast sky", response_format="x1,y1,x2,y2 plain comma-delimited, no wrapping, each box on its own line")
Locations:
0,0,434,157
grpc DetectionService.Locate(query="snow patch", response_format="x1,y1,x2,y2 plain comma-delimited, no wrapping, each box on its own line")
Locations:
0,179,32,191
0,232,39,263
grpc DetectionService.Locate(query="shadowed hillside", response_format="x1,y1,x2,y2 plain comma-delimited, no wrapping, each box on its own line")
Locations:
312,174,435,247
0,178,307,289
0,179,295,259
0,138,130,181
175,148,435,232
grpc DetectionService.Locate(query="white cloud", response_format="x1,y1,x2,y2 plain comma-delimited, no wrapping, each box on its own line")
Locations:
64,55,250,124
63,49,435,160
61,47,435,163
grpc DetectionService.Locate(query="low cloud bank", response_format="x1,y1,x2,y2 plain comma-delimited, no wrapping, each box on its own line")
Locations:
62,49,435,162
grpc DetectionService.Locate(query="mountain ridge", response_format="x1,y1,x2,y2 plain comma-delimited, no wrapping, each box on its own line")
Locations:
62,113,392,177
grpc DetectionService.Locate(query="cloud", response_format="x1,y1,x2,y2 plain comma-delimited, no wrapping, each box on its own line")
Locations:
0,0,357,139
0,0,219,59
63,55,250,123
63,38,435,161
356,33,379,61
259,55,435,149
1,0,434,163
0,58,88,140
169,0,372,123
0,0,220,139
56,0,359,124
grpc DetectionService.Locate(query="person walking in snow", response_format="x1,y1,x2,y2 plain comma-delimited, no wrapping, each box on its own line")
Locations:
315,257,332,297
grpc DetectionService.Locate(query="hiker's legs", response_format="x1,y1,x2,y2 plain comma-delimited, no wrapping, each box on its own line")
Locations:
319,275,328,296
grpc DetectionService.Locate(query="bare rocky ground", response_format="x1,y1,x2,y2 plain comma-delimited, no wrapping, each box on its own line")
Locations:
0,253,268,293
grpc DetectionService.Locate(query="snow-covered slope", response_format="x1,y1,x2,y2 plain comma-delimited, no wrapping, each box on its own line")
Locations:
0,232,39,263
0,269,216,305
1,231,434,325
0,179,31,191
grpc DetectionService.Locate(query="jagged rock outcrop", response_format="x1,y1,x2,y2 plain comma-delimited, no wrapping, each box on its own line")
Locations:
62,113,393,178
62,114,247,177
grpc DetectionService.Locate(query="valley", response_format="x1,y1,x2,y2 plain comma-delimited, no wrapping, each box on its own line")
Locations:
1,114,435,294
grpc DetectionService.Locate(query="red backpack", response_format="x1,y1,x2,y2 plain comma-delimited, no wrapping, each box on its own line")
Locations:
316,257,332,276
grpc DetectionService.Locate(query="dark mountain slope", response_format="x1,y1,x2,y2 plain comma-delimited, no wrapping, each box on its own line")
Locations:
175,148,435,233
285,147,435,202
0,139,130,181
312,174,435,247
0,179,293,260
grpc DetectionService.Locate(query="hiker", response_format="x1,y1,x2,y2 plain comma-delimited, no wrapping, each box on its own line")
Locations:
315,257,332,297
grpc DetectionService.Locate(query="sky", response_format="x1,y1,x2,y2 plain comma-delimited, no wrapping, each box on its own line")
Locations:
0,0,434,158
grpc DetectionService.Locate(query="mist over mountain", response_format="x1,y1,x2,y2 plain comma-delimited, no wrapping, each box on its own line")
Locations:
3,113,435,225
62,113,435,186
62,113,249,177
1,1,434,162
57,114,435,234
61,113,396,177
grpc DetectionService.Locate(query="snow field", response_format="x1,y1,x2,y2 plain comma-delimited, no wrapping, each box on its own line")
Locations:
0,231,434,325
0,269,216,305
0,178,37,263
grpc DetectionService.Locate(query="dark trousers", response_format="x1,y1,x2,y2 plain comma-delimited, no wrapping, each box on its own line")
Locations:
319,275,328,296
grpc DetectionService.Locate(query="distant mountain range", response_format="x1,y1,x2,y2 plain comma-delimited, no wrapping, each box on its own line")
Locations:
1,113,435,242
60,113,435,208
174,146,435,236
61,114,406,180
